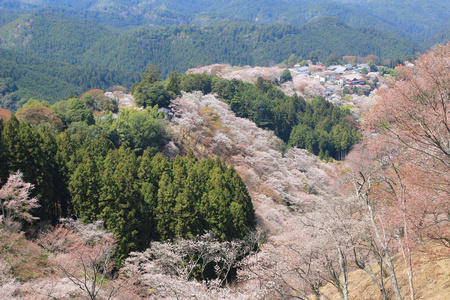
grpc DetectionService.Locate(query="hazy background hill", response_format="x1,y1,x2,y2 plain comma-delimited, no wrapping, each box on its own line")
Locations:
0,13,419,76
1,0,448,43
0,48,137,110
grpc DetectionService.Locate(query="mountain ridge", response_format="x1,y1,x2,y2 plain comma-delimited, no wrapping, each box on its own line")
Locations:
1,0,448,43
0,13,420,77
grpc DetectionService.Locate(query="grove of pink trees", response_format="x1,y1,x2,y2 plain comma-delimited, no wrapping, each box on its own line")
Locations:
166,43,450,299
169,91,335,234
10,219,137,300
122,231,263,299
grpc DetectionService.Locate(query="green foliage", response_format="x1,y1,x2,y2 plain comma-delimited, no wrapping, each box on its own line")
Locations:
100,146,143,260
69,147,102,222
68,146,255,258
66,121,102,141
309,51,319,65
19,99,50,111
0,78,18,95
0,48,136,111
97,107,164,155
2,107,255,261
4,0,448,44
179,74,213,95
166,71,182,97
379,66,398,77
298,60,309,67
133,81,172,108
368,60,379,72
65,97,94,125
0,115,67,222
140,64,162,85
280,69,292,83
325,53,340,66
0,13,112,64
286,53,298,67
133,64,172,108
0,13,420,80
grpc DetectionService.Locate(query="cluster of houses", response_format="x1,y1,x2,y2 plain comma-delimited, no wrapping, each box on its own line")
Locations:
292,63,371,86
289,63,377,106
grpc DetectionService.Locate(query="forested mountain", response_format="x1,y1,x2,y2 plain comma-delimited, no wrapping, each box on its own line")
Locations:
1,0,441,110
0,9,420,110
0,48,137,111
425,24,450,48
1,0,448,43
83,18,418,76
0,12,419,78
0,13,113,64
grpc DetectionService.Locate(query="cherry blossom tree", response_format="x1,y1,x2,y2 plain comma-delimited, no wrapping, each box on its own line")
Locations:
0,171,40,231
123,231,260,299
0,261,21,300
239,193,367,300
168,91,334,235
341,134,439,300
344,142,404,300
50,237,116,300
32,219,133,300
368,43,450,252
345,43,450,300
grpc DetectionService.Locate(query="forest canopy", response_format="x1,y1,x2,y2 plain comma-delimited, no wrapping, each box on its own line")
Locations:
0,102,255,261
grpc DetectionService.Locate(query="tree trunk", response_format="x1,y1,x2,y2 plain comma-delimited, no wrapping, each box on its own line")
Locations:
366,196,402,300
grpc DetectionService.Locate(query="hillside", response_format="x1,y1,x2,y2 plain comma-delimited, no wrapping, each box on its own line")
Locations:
1,0,448,43
166,91,335,232
0,48,137,111
0,2,448,298
0,13,113,65
0,13,420,78
319,246,450,299
425,24,450,48
1,44,450,298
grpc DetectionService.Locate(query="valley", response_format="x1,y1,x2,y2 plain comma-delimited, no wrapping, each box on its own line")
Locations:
0,1,449,299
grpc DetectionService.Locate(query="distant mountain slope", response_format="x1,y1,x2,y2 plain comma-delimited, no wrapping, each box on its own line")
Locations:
0,14,420,77
349,0,450,42
0,13,115,64
82,18,420,76
0,48,137,111
1,0,448,43
424,24,450,49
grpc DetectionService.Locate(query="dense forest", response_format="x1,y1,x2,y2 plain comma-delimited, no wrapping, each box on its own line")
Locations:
0,110,255,262
0,48,138,111
0,13,419,77
1,0,448,44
